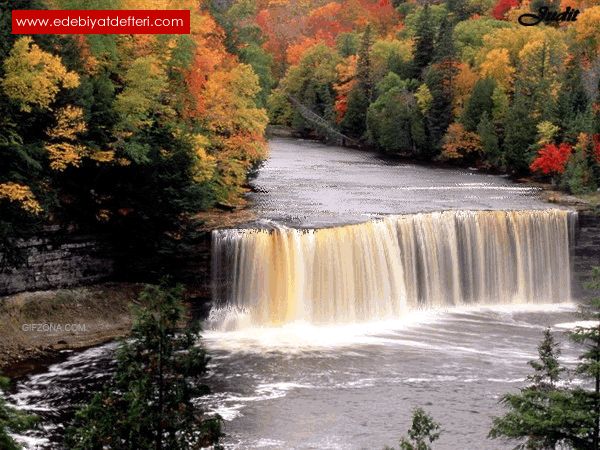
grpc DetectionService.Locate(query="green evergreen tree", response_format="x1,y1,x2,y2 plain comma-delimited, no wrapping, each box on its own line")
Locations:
477,112,502,168
503,89,536,174
489,329,586,449
529,0,561,14
446,0,471,22
367,87,426,155
341,25,373,139
412,5,435,79
433,15,455,63
528,329,565,390
420,15,458,154
66,282,222,450
0,375,36,450
461,78,496,132
570,267,600,450
557,63,591,144
424,63,456,153
336,32,359,57
560,144,598,195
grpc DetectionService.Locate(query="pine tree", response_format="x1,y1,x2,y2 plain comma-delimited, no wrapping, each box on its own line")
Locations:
341,25,373,139
528,329,565,391
570,267,600,449
399,408,441,450
557,62,590,143
412,5,435,79
433,16,455,64
503,88,536,174
356,25,373,98
477,112,501,168
489,329,584,449
461,78,496,132
560,143,598,195
446,0,471,22
67,282,222,450
421,15,458,153
529,0,561,15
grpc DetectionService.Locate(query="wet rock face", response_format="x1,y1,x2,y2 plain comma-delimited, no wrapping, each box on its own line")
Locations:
0,230,114,296
572,210,600,298
0,211,597,301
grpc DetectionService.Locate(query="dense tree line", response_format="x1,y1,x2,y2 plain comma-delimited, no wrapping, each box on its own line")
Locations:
260,0,600,194
0,0,269,269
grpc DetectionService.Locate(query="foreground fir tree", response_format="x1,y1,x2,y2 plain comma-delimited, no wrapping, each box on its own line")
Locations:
489,328,586,449
570,267,600,449
385,407,441,450
491,268,600,450
67,283,222,450
0,375,36,450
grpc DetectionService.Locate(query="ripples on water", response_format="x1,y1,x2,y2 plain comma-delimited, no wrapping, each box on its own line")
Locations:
201,304,582,450
8,139,579,449
10,305,583,449
248,138,550,227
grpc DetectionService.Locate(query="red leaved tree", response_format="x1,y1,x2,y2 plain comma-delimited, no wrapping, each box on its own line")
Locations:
492,0,519,19
530,143,573,176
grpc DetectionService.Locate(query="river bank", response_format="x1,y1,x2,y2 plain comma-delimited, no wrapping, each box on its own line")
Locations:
0,283,138,376
1,137,598,377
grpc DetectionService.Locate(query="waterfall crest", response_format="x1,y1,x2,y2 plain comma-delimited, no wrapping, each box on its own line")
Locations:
211,210,575,328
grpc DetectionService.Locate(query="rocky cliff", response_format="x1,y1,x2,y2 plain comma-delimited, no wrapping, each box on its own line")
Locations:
573,208,600,298
0,228,114,296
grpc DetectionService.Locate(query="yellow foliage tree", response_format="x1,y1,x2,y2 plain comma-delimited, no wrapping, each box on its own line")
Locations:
479,48,515,90
203,64,268,138
0,182,42,214
415,84,433,114
370,39,412,81
1,37,79,112
517,37,567,99
202,64,269,203
45,106,88,171
574,6,600,56
453,63,479,116
191,134,217,183
114,56,172,134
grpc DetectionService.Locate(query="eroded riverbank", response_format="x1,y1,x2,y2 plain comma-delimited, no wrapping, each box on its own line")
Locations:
0,283,138,375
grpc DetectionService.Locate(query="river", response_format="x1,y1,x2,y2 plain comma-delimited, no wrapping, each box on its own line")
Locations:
10,138,580,449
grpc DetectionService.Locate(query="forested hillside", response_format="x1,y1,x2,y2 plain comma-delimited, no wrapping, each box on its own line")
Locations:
1,0,600,265
255,0,600,191
0,0,268,264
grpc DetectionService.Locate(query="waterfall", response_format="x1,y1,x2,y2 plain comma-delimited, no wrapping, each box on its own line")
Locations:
211,209,576,328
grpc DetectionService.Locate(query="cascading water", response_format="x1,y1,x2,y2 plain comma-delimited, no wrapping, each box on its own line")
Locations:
210,209,576,329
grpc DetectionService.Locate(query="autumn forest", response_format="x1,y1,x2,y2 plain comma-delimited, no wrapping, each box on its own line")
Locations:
0,0,599,263
1,0,600,448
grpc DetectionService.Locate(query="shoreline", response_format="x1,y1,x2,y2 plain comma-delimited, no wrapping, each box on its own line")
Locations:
1,138,598,377
0,283,139,376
